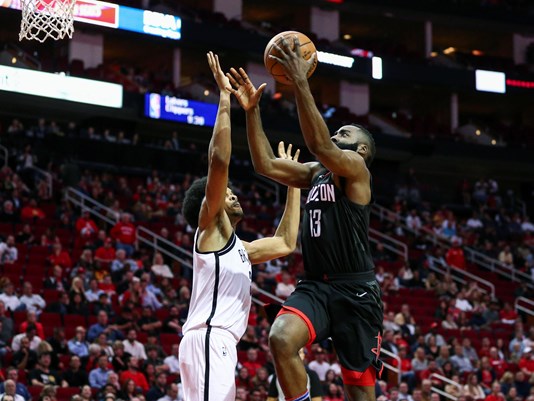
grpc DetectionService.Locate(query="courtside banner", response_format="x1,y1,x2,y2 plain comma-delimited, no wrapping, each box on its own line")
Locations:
0,65,123,108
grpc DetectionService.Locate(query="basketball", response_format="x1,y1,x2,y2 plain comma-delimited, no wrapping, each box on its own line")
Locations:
264,31,318,86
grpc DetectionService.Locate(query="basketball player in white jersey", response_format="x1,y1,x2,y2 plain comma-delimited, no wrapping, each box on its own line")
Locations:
178,52,301,401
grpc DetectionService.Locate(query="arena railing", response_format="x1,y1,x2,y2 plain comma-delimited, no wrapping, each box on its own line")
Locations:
379,348,401,385
66,187,117,225
427,256,496,298
371,204,534,289
0,144,7,169
369,227,408,262
136,225,193,272
253,173,280,206
515,297,534,317
65,187,193,271
30,166,53,199
252,286,285,306
429,373,461,401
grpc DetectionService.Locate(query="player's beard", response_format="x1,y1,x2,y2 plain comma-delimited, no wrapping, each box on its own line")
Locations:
335,141,359,152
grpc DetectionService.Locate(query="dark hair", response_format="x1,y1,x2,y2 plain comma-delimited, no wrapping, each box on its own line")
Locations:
182,176,208,229
350,123,376,166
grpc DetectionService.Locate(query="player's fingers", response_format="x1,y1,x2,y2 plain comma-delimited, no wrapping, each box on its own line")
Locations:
256,83,267,97
294,148,300,161
293,36,302,56
231,67,245,86
286,143,293,158
280,37,291,53
229,68,242,86
307,52,317,67
268,54,284,64
271,43,287,59
277,141,287,158
226,72,239,88
238,68,250,84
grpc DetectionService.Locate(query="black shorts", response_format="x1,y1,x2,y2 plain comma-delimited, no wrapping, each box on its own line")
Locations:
281,272,383,378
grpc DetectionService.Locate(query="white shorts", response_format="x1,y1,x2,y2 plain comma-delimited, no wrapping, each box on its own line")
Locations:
179,327,237,401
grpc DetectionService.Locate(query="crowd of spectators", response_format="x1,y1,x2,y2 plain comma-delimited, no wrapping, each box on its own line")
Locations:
0,115,533,401
375,171,534,281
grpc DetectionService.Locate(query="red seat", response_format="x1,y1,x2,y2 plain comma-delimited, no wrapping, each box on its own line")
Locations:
64,314,87,327
40,312,62,327
22,275,44,292
28,386,42,399
57,387,81,401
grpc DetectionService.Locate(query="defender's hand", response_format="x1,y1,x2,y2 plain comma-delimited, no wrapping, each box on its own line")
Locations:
277,141,300,161
207,51,230,93
226,67,267,111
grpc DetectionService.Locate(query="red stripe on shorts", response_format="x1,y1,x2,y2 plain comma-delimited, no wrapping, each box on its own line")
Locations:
276,305,316,346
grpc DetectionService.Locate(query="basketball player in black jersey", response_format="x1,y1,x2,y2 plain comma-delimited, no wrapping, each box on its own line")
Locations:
227,38,383,401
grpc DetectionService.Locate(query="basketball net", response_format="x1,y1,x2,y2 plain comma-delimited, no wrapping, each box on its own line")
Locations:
19,0,75,42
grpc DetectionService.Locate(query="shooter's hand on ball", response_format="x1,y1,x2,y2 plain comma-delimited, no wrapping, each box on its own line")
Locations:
226,67,266,112
269,35,317,84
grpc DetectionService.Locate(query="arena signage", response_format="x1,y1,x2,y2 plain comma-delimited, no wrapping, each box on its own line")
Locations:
145,93,218,127
1,0,182,40
0,65,123,108
73,0,119,28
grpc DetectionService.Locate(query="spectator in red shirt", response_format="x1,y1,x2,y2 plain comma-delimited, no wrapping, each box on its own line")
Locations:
392,345,416,389
499,302,519,325
19,311,45,339
110,213,136,256
75,210,98,242
241,348,263,378
488,347,507,378
518,347,534,376
485,381,505,401
47,243,72,269
20,199,45,221
119,356,149,392
445,239,466,270
95,238,116,265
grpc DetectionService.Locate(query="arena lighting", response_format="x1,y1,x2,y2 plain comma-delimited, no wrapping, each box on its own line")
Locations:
475,69,506,94
0,0,182,40
350,48,374,58
0,65,123,108
506,79,534,89
372,56,383,80
443,47,456,55
317,51,354,68
145,93,218,127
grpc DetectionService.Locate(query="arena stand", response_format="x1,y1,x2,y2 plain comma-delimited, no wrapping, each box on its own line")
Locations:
0,118,533,401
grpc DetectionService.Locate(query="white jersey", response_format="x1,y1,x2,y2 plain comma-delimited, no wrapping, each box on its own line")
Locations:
182,230,252,342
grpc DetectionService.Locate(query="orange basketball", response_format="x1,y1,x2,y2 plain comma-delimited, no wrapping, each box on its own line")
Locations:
264,31,318,86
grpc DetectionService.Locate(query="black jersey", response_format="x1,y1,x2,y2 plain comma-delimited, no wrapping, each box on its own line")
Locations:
301,170,374,275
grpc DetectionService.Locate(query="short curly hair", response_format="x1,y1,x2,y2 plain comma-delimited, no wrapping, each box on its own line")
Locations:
182,176,208,229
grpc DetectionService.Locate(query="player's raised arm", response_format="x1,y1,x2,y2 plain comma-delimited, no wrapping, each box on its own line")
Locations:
226,67,317,189
269,37,368,180
243,144,301,264
198,52,232,230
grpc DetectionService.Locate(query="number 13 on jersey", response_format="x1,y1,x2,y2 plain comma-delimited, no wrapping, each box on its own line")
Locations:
309,209,322,237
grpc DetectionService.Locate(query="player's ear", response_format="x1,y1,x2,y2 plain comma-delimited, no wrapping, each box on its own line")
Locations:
357,143,368,155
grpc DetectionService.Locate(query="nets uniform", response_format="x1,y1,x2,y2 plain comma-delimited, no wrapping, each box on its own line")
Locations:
280,171,383,385
179,231,252,401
